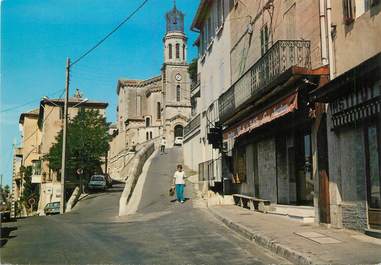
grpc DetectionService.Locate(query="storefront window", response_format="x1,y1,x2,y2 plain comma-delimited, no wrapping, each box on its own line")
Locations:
296,133,314,205
233,145,246,183
367,125,381,209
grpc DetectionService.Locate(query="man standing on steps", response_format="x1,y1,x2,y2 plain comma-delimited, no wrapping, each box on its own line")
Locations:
160,137,166,154
173,164,187,203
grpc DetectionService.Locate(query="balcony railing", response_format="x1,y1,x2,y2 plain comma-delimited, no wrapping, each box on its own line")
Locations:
184,114,201,138
219,40,311,121
191,73,201,92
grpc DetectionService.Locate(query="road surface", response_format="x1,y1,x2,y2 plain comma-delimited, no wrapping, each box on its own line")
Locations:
1,147,286,264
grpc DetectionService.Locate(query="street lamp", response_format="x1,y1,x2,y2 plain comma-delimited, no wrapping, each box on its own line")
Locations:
72,98,89,108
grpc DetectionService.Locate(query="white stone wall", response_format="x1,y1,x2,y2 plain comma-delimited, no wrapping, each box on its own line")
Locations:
185,0,232,178
183,130,202,171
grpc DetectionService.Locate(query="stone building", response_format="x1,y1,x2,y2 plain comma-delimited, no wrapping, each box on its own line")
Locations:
311,1,381,232
12,91,108,213
37,94,108,212
185,0,335,223
111,3,191,173
12,109,41,204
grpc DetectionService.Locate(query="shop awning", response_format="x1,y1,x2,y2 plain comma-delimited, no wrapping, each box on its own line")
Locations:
223,92,298,140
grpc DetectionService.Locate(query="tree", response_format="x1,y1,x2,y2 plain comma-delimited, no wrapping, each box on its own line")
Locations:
188,58,198,84
3,184,10,194
20,165,39,211
44,109,110,186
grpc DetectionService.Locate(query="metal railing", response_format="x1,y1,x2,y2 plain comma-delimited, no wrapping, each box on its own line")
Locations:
184,114,201,138
219,40,311,121
191,73,201,92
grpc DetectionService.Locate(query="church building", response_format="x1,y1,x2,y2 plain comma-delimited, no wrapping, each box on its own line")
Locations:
114,4,191,151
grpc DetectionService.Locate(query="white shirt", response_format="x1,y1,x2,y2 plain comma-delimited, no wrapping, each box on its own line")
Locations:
160,139,166,146
173,170,186,184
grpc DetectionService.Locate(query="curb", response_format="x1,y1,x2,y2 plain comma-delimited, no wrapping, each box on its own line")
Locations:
208,207,316,265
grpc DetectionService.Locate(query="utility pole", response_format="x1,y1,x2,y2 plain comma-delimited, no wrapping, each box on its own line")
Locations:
60,57,70,214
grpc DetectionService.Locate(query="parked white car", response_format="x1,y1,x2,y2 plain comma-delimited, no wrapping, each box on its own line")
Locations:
174,137,183,146
88,175,107,191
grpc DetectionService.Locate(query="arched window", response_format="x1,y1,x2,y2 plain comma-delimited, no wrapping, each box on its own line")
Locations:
145,117,151,127
157,102,161,119
182,44,185,60
146,132,149,140
168,44,173,59
150,131,153,139
176,85,181,102
176,43,180,59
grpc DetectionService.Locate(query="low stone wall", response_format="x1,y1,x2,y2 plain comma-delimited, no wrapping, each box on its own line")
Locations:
119,142,155,216
66,186,80,212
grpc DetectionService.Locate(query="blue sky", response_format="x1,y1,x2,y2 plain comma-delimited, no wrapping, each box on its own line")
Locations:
0,0,199,186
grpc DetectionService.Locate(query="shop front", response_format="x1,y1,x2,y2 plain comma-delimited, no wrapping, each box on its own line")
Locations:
311,53,381,231
223,89,316,207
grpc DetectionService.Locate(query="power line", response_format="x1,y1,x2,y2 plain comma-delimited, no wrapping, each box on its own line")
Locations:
21,89,66,144
0,89,63,113
70,0,149,67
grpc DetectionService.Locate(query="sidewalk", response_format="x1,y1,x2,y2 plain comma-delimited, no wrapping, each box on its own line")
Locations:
209,205,381,265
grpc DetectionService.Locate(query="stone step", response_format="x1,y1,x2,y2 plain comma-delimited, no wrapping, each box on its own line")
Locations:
365,228,381,239
267,204,315,223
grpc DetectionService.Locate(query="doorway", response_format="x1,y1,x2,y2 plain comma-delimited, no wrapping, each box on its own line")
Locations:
365,122,381,230
174,124,184,139
317,115,330,224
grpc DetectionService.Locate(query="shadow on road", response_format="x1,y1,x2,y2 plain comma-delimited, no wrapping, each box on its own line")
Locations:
0,226,17,248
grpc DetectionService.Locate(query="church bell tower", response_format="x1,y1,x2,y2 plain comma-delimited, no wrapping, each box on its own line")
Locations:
161,1,191,144
164,2,187,64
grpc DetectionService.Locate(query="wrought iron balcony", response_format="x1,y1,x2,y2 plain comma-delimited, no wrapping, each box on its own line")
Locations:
219,40,311,122
191,73,201,92
184,114,201,138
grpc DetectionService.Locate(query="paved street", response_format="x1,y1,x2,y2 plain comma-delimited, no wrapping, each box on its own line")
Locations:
1,147,286,264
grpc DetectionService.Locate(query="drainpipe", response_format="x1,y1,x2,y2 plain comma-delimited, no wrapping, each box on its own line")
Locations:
319,0,329,66
326,0,335,80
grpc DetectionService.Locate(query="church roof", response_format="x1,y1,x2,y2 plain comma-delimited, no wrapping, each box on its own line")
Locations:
117,75,162,94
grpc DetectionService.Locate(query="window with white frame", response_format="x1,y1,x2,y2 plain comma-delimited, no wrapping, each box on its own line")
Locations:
355,0,371,18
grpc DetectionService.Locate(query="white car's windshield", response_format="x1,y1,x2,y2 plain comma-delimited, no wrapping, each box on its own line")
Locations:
91,176,104,181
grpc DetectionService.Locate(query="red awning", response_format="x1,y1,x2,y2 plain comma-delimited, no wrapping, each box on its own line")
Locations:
223,92,298,140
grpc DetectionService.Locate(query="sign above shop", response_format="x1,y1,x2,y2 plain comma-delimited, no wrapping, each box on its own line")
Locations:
223,92,298,140
330,80,381,129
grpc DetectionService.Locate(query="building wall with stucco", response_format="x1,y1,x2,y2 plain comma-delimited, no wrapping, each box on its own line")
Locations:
37,98,107,212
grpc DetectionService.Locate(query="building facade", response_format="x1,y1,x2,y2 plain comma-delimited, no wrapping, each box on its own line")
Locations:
311,0,381,231
183,0,232,190
37,94,108,211
12,91,108,213
12,109,41,205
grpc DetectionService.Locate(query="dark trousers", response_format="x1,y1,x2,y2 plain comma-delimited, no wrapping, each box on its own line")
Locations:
160,145,165,153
